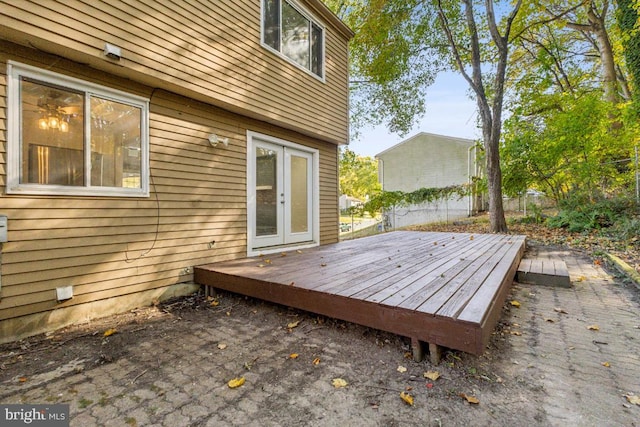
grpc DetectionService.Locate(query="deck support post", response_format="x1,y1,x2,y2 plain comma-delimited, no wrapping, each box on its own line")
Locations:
411,338,424,362
428,343,442,365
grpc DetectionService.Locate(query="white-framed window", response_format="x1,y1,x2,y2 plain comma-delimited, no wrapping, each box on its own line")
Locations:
6,61,150,197
262,0,325,80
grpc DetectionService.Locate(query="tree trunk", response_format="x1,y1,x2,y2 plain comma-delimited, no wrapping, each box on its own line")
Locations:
486,132,508,232
586,1,619,104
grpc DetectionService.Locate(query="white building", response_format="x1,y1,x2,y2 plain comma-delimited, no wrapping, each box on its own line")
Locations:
376,132,480,228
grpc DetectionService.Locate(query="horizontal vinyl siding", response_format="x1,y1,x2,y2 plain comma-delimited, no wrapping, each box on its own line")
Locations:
0,52,339,323
0,0,350,144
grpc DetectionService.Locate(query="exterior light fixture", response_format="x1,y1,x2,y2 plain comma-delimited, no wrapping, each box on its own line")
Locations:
104,43,122,60
208,134,229,147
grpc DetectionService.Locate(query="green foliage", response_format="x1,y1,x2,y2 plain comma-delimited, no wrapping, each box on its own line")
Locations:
501,93,636,202
327,0,441,135
547,195,638,233
339,147,381,200
357,185,468,217
617,0,640,115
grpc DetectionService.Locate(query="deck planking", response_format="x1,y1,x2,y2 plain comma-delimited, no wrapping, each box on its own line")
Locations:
195,231,526,358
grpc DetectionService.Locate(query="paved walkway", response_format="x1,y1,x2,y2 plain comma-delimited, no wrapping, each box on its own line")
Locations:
505,246,640,426
1,245,639,426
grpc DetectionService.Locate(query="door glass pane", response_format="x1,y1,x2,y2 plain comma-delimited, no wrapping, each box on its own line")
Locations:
256,147,279,236
20,78,84,185
290,155,308,233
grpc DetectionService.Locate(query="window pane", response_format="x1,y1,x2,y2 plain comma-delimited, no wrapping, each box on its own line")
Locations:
311,23,323,77
282,1,310,69
263,0,280,50
20,78,84,185
90,97,142,188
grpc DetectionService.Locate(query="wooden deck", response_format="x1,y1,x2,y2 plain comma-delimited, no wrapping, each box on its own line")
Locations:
194,231,526,362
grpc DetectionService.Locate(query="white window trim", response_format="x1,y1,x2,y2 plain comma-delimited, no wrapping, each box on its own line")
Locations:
6,61,150,197
246,130,320,257
260,0,326,83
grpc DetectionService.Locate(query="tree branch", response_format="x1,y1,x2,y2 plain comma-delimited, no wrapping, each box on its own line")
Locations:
435,0,476,92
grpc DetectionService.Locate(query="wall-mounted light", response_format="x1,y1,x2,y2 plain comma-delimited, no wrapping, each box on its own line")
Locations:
208,134,229,148
104,43,122,60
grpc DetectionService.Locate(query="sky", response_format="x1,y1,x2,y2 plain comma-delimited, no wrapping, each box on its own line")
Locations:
346,71,481,158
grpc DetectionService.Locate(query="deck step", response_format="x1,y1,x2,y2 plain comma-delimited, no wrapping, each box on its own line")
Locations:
516,258,571,288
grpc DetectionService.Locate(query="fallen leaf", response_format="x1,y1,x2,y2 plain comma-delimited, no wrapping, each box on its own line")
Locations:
264,259,272,264
226,311,231,316
470,235,474,240
332,378,348,388
553,307,568,314
103,328,117,337
397,365,407,373
404,352,413,359
210,300,220,307
281,252,287,257
510,300,521,308
217,343,227,350
601,361,610,367
544,318,555,323
460,393,480,404
296,250,303,254
424,371,440,381
289,353,299,359
320,263,327,267
18,377,27,383
258,264,265,268
312,358,321,365
426,382,434,389
227,377,245,389
625,394,640,405
400,391,414,406
587,325,600,331
287,320,301,329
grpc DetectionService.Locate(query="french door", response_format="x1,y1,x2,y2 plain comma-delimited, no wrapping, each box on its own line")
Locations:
248,133,317,253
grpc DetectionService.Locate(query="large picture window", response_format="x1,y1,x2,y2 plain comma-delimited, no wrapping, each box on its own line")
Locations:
262,0,325,79
7,62,149,197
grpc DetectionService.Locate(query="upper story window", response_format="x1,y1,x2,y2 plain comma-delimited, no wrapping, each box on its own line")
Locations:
262,0,325,79
7,61,149,197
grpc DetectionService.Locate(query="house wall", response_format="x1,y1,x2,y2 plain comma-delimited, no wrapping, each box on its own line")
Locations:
0,0,351,145
377,133,476,228
0,42,340,342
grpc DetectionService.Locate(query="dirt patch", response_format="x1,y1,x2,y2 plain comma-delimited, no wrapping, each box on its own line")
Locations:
1,289,550,426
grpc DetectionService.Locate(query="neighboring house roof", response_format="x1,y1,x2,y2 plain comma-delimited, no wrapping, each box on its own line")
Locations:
375,132,475,159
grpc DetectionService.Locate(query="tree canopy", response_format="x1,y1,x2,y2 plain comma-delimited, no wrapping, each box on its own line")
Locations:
327,0,639,226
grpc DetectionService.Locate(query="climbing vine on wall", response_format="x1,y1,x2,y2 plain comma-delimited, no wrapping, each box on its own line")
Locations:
356,184,470,216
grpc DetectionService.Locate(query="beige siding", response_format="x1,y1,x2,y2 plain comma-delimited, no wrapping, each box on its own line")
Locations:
0,0,351,145
0,46,339,324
